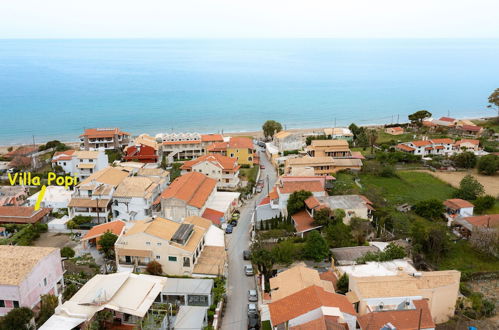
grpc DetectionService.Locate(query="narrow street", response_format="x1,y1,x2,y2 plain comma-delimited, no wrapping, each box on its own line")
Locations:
222,148,277,330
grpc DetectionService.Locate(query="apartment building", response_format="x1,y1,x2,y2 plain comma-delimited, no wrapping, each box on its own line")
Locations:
157,132,224,162
0,246,64,316
80,128,130,150
285,156,362,176
306,139,352,158
123,133,161,163
155,172,217,222
272,131,304,152
396,138,454,156
324,127,354,141
180,154,240,190
52,149,108,179
112,176,162,221
68,167,130,223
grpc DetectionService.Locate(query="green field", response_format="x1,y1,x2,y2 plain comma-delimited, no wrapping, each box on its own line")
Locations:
376,130,414,144
438,240,499,275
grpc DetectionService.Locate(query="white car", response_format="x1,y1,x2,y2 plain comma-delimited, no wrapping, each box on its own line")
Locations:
248,289,258,302
244,265,254,276
247,303,257,314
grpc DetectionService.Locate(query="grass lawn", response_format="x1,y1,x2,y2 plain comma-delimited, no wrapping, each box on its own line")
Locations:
472,119,499,132
438,240,499,274
484,201,499,215
359,171,456,206
376,130,414,144
239,166,259,183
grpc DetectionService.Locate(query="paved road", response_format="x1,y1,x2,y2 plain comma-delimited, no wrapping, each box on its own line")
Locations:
222,149,277,330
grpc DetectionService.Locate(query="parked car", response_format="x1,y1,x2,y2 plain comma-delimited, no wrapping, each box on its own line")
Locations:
230,220,238,227
256,186,262,193
257,179,264,185
243,250,251,260
231,213,240,220
247,303,257,314
248,289,258,302
260,165,265,169
225,225,233,234
244,265,254,276
248,312,259,330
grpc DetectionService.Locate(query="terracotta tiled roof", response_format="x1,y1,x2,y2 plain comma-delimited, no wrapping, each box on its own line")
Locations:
279,181,325,194
52,150,76,162
430,138,454,144
68,198,111,208
439,117,456,122
162,140,201,145
81,128,130,138
290,316,346,330
291,210,320,233
305,196,321,209
79,167,130,187
259,196,271,206
351,151,366,160
319,270,338,290
357,300,435,330
444,198,474,210
0,206,51,224
5,146,38,159
463,214,499,228
396,144,415,152
206,142,228,152
455,139,479,146
391,127,404,132
422,120,437,127
82,220,125,241
269,285,355,326
180,154,239,172
200,134,224,142
459,125,482,132
201,208,224,225
269,187,279,200
228,137,253,149
411,140,432,147
157,172,216,209
0,246,58,285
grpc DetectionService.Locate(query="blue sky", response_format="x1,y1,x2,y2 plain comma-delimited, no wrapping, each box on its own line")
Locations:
1,0,499,38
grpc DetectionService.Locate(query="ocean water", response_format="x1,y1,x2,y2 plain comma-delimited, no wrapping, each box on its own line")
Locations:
0,39,498,145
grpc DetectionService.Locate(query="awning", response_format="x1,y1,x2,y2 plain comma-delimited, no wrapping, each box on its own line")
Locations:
116,248,152,257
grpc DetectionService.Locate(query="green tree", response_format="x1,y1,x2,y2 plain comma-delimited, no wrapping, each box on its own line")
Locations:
271,240,296,265
262,120,283,139
336,274,349,294
455,175,485,200
333,209,346,224
160,155,168,170
408,110,432,126
145,260,163,275
303,231,329,261
98,231,118,260
63,283,78,301
477,154,498,175
473,195,496,214
451,151,477,169
313,207,332,226
487,88,499,119
412,199,445,220
0,307,34,330
251,246,275,280
37,294,58,326
66,220,77,234
348,123,361,137
61,247,75,258
367,129,378,154
425,227,451,262
287,190,313,215
350,217,372,245
325,222,354,248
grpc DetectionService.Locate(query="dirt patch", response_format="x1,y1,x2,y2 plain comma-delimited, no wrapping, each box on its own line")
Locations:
32,232,77,249
415,170,499,196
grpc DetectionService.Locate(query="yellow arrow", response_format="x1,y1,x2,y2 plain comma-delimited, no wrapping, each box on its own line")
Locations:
34,185,47,211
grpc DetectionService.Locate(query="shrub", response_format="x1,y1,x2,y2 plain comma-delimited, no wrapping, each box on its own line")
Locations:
61,247,75,258
0,307,34,330
287,190,312,215
412,199,445,220
336,274,349,294
473,195,496,214
477,154,498,175
146,260,163,275
454,175,484,201
303,231,329,262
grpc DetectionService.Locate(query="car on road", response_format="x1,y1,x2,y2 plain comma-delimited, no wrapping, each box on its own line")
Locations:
248,312,259,329
255,186,262,193
225,225,233,234
260,165,265,169
244,264,254,276
248,289,258,302
230,220,238,227
257,179,264,185
231,213,240,220
243,250,251,260
247,303,257,314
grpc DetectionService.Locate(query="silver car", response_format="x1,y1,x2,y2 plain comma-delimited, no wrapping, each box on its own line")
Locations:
248,303,257,314
244,265,254,276
248,289,258,302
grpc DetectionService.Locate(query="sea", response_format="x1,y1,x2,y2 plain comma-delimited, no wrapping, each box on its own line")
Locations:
0,38,498,145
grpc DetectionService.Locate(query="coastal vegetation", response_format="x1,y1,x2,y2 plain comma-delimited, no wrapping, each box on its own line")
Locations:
262,120,282,140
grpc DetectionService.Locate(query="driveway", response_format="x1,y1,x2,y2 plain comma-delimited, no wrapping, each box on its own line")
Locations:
222,149,277,330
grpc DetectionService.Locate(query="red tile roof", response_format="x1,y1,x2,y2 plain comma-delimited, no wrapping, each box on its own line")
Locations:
0,206,51,224
357,300,435,330
206,141,228,152
459,125,482,132
200,134,224,142
156,172,217,209
444,198,474,210
228,137,253,149
259,196,271,206
305,196,321,209
201,208,224,226
392,127,404,132
430,138,454,144
279,181,325,194
4,146,38,159
52,150,76,162
422,120,437,127
269,285,355,326
455,139,479,146
82,220,125,241
463,214,499,228
269,187,279,200
163,140,201,145
411,140,432,147
291,210,320,233
290,315,346,330
319,270,338,290
439,117,456,122
81,128,130,138
396,144,415,152
180,154,239,172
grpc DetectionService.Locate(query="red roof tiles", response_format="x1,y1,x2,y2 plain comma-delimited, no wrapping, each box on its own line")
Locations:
444,198,474,210
463,214,499,228
201,208,224,226
157,172,216,209
396,144,415,152
81,128,130,138
0,206,51,224
228,137,253,149
180,154,239,172
291,210,320,233
200,134,224,142
82,220,125,241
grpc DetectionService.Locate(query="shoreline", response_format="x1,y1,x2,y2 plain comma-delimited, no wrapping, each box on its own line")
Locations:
0,116,494,154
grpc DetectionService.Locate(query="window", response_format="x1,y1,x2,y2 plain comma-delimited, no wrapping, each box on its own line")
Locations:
183,257,190,267
188,295,209,306
146,242,151,245
156,255,161,260
0,300,4,308
168,256,177,262
43,278,47,286
63,162,66,166
125,256,131,263
89,159,94,162
157,242,162,246
13,301,19,308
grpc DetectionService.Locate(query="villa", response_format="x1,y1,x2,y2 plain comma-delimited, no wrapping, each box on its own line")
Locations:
79,127,130,151
180,154,240,190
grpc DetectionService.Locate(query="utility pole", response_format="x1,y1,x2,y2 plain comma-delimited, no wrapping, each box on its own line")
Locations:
397,114,399,124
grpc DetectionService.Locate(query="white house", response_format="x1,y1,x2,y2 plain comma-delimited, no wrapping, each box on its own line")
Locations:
180,154,240,190
27,186,73,209
273,131,305,153
396,138,454,156
112,176,162,221
52,149,109,180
